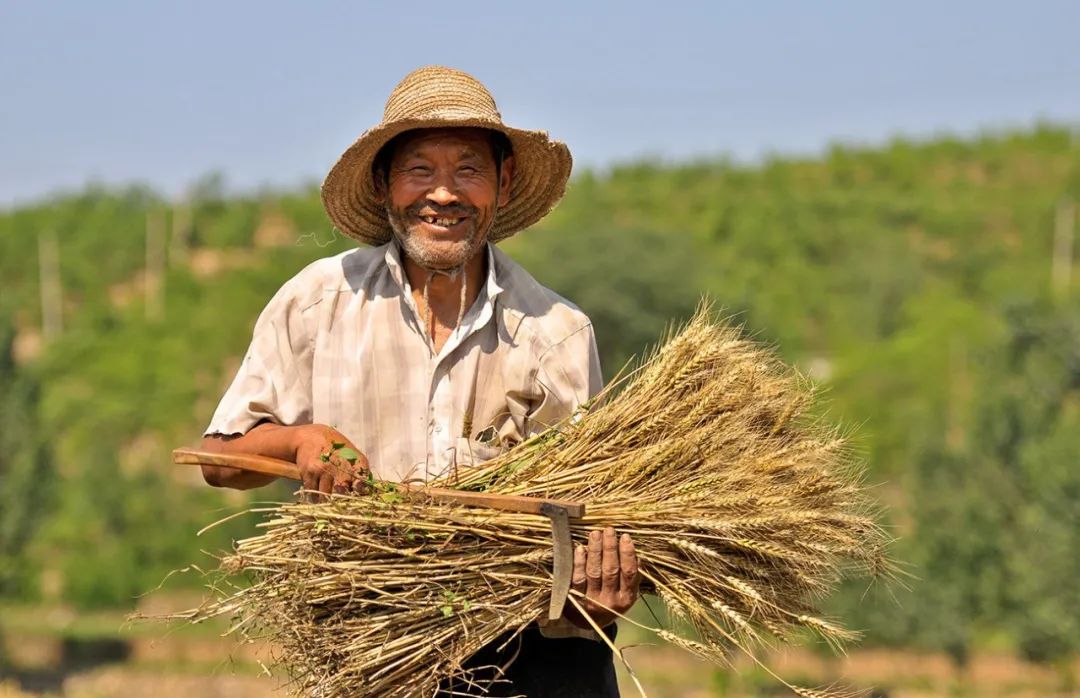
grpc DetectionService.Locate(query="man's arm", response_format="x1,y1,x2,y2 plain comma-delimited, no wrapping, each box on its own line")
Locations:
200,262,361,495
201,422,369,497
201,423,299,489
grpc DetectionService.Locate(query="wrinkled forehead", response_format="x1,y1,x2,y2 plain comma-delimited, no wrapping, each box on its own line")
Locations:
386,127,500,162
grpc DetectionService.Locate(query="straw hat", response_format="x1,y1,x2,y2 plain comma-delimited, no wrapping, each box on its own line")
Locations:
321,66,573,246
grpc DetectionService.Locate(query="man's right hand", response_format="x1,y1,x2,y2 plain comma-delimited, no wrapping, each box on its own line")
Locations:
201,422,369,499
292,424,370,499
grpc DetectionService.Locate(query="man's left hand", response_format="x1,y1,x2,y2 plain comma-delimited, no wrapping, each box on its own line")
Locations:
567,527,640,629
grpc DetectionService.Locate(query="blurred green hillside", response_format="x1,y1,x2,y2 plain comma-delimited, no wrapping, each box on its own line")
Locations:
1,126,1077,670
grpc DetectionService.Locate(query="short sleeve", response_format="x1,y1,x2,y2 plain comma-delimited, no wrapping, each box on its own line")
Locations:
203,276,319,437
527,321,603,436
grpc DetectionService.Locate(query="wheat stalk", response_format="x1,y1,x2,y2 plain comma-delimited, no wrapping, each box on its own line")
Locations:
157,303,890,697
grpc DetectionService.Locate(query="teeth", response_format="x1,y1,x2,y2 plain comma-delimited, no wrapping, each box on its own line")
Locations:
421,216,461,226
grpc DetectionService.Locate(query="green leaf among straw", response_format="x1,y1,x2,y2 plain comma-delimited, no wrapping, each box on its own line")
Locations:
165,304,891,697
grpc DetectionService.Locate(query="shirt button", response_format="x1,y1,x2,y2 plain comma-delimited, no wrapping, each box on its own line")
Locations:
434,424,443,434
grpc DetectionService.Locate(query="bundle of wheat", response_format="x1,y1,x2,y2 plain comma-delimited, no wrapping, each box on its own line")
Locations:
175,306,889,697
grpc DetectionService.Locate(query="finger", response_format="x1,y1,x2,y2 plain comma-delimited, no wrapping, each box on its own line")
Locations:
328,455,352,495
586,530,603,597
327,430,366,469
301,464,321,501
318,470,334,499
601,527,620,591
351,449,370,476
330,440,369,491
619,533,639,592
572,544,587,593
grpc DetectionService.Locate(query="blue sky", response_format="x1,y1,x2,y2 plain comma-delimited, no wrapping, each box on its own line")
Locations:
2,1,1078,206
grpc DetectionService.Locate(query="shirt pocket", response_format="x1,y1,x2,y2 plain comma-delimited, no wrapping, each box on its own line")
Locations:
453,436,505,469
430,437,506,487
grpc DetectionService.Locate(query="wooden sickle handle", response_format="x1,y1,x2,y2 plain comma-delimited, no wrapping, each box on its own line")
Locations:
174,447,301,479
173,448,585,518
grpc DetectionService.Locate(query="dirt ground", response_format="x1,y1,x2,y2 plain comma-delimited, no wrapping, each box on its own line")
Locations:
3,603,1078,697
5,644,1079,697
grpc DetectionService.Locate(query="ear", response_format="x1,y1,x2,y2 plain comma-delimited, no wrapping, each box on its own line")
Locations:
497,155,514,208
372,169,387,204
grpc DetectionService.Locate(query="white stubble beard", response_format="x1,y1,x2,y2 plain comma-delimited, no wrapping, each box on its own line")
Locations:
386,205,487,273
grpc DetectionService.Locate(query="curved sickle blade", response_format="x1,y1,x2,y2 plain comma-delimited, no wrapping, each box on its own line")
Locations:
541,503,573,620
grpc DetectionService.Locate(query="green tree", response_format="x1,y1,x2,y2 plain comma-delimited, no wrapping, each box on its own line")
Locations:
0,317,52,598
867,297,1080,666
504,225,706,373
989,299,1080,663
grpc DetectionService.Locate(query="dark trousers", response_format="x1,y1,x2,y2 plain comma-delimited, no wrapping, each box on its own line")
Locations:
437,624,620,698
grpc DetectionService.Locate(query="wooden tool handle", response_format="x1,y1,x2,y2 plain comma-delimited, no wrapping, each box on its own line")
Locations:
174,448,301,479
172,448,585,518
412,486,585,518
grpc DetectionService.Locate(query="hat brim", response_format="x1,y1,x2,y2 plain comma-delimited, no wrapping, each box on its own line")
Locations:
321,118,572,246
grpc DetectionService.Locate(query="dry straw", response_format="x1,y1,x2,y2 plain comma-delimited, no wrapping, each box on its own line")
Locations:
170,304,890,697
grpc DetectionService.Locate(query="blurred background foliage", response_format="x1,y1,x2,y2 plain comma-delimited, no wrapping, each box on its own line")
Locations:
0,125,1078,670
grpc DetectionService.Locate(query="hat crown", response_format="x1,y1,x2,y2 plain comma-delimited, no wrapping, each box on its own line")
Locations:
383,66,502,124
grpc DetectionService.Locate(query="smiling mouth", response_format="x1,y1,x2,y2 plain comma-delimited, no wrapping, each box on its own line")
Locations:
419,215,465,227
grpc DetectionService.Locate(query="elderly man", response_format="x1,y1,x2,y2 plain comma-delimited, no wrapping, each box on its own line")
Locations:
199,66,638,696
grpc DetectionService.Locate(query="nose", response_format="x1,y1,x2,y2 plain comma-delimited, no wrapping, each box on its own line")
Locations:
426,168,460,207
427,185,458,206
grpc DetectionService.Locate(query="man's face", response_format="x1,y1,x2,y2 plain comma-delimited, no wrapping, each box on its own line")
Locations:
380,128,513,271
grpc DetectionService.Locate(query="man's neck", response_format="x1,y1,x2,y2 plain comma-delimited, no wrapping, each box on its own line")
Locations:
402,247,488,351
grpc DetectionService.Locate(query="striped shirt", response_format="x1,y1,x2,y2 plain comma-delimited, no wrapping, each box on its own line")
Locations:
204,241,603,485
